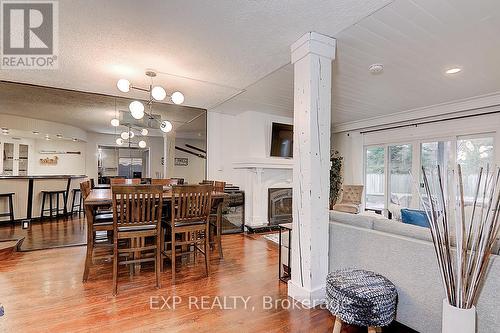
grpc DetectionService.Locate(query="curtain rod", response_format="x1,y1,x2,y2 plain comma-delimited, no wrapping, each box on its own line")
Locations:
359,109,500,135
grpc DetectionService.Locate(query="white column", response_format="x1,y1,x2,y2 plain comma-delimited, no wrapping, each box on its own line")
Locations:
288,32,336,306
163,132,175,178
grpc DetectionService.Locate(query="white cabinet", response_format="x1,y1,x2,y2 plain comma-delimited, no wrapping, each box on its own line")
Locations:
1,141,30,176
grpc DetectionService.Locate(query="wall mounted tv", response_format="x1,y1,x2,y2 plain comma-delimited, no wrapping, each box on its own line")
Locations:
270,122,293,158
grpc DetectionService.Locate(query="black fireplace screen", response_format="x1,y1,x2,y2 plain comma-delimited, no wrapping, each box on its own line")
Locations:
268,188,292,225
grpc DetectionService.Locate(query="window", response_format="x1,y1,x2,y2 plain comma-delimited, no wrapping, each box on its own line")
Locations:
457,136,494,203
388,144,412,208
363,133,495,214
365,146,385,210
420,141,452,208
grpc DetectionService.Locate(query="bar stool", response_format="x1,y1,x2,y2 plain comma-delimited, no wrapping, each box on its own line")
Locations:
0,193,15,226
40,190,67,220
70,188,83,216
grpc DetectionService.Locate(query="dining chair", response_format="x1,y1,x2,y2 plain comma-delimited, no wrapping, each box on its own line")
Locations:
81,180,114,282
111,185,163,295
200,180,214,186
151,178,176,186
110,178,141,185
164,185,212,284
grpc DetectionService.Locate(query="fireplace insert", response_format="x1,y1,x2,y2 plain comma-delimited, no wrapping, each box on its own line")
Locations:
268,188,292,225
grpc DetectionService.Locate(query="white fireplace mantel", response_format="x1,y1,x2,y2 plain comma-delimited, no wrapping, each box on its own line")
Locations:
233,158,293,227
232,158,293,170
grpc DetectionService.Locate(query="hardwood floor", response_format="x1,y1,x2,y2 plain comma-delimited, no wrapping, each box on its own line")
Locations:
0,232,415,333
0,215,87,251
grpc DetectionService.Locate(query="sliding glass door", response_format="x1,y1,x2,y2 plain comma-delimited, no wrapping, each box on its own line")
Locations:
388,144,413,209
362,133,495,216
457,135,494,204
365,146,385,210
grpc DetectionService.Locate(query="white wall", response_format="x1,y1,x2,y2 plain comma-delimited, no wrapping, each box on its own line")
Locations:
207,110,293,187
33,139,86,175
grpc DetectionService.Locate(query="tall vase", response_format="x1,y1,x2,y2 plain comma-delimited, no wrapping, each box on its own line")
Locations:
442,299,476,333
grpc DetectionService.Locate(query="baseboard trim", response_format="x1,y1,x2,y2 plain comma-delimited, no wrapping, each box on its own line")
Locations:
287,280,326,308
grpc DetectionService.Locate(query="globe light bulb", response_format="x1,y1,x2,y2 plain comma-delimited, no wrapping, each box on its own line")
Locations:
110,118,120,127
129,131,135,138
141,128,148,136
120,131,129,140
116,79,130,93
151,86,167,101
138,140,147,148
116,138,123,145
129,101,144,119
160,120,173,133
171,91,184,105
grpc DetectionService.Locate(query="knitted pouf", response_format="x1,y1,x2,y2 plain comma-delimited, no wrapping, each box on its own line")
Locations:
325,269,397,327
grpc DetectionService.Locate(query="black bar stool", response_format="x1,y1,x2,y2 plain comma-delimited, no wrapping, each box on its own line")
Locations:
0,193,15,226
40,190,67,220
70,188,83,216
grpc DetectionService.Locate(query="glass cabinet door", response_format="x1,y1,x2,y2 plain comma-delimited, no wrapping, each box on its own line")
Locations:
2,143,14,175
18,144,29,176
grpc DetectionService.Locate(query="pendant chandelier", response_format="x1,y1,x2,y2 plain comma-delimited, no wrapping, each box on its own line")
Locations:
113,70,181,133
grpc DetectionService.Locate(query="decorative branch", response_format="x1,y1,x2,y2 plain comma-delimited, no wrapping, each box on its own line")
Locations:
420,164,500,309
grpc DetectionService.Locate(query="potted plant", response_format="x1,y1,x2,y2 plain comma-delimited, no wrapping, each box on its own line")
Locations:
330,150,343,209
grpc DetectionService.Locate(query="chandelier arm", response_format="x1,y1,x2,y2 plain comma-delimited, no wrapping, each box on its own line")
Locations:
129,85,150,93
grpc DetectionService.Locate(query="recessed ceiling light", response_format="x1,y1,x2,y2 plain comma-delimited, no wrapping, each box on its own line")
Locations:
33,131,39,135
72,138,78,142
368,63,384,74
56,134,63,138
445,67,462,74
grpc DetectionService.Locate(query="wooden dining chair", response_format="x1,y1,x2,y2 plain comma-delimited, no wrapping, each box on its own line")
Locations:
110,178,141,185
81,180,114,282
164,185,212,284
200,180,214,186
151,178,176,186
111,185,163,295
210,181,226,258
214,181,225,193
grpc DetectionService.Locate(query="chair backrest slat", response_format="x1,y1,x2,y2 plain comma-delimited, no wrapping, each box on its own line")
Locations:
171,185,212,226
112,185,163,228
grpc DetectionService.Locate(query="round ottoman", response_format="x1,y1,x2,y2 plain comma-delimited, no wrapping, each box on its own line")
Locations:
326,269,397,333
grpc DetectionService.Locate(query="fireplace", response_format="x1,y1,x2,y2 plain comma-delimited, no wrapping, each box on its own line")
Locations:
268,188,292,225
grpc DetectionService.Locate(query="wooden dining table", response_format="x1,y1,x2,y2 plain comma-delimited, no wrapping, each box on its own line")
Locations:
83,188,228,281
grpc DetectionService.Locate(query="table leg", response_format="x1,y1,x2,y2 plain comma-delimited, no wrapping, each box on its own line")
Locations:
216,203,223,258
83,204,94,282
278,227,282,281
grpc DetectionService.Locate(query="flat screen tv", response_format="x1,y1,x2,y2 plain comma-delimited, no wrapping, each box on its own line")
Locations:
270,123,293,158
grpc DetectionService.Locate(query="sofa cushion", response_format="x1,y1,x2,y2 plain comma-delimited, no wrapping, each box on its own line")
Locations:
329,211,375,229
372,218,433,243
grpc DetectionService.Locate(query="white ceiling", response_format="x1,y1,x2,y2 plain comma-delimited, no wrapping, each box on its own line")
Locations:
1,0,498,130
213,0,500,127
0,0,390,110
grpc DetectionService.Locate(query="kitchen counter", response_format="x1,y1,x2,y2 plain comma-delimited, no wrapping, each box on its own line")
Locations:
0,175,87,221
0,175,87,179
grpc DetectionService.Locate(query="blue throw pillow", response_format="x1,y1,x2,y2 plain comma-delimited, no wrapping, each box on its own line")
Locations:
401,208,430,228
